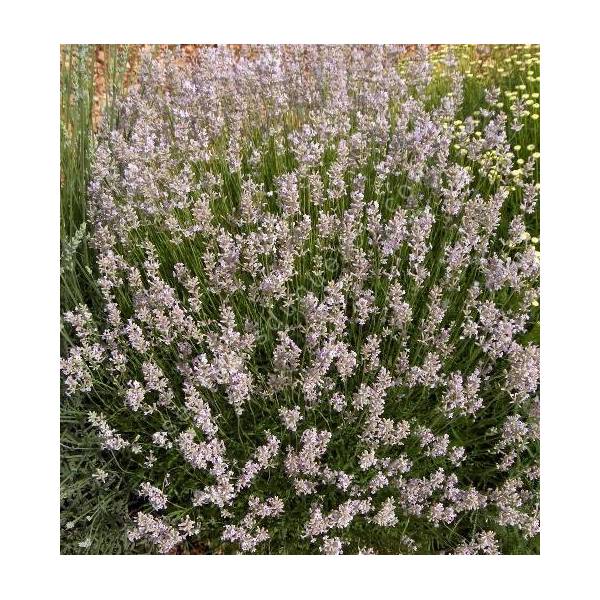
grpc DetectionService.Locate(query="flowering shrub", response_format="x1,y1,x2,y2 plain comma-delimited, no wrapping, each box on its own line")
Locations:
60,44,540,554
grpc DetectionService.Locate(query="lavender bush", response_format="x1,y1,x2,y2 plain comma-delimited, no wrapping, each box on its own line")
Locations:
60,44,540,554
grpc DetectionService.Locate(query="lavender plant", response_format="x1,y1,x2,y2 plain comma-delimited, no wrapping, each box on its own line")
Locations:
60,44,540,554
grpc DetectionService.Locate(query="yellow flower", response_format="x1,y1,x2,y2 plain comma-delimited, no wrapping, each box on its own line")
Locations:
531,114,539,120
527,144,535,151
514,145,522,151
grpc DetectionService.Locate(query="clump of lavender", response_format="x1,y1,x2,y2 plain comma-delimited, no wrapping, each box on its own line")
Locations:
61,44,540,555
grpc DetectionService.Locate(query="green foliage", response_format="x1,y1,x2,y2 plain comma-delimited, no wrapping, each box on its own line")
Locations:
60,44,539,554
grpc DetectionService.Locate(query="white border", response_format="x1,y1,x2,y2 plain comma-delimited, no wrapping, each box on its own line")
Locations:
2,1,599,598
